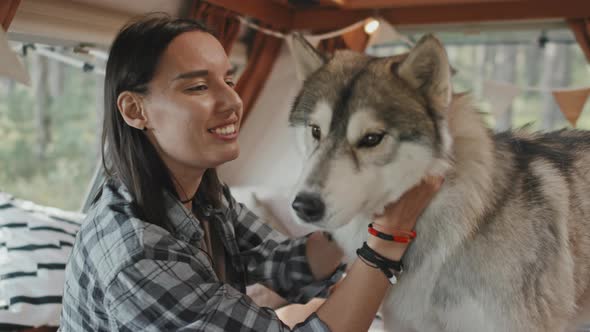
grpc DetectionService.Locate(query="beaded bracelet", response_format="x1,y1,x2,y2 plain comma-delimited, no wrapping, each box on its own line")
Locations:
368,223,416,243
356,242,404,284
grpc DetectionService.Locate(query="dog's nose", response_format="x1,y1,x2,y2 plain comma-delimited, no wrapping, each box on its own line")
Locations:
292,193,325,223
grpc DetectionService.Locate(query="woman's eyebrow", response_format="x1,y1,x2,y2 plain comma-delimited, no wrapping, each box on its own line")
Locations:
173,67,237,81
226,66,237,76
173,69,209,81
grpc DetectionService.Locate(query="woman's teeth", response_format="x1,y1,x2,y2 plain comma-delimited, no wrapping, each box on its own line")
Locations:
211,124,236,135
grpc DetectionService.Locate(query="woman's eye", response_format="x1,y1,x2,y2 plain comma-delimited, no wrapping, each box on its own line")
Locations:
358,133,384,148
186,84,208,92
310,125,321,141
225,80,236,88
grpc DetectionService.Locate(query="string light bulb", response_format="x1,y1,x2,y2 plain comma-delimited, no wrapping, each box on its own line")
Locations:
364,18,380,35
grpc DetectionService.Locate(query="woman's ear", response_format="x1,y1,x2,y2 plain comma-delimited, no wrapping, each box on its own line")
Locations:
117,91,148,130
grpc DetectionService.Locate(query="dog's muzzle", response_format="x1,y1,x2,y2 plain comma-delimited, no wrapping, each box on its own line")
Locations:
292,192,325,223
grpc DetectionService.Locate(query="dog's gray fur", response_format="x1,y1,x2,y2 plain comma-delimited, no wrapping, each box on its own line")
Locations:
288,34,590,331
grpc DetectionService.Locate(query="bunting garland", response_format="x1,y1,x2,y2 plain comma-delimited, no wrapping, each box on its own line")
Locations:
481,79,590,127
240,14,590,128
1,11,589,127
366,18,414,48
552,88,590,127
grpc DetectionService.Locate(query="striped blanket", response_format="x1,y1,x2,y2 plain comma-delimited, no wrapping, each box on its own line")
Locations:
0,193,83,330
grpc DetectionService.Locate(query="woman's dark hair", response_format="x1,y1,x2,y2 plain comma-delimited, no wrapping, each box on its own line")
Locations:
101,14,224,230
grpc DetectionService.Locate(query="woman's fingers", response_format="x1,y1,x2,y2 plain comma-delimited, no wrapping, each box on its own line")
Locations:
403,176,444,212
374,176,444,231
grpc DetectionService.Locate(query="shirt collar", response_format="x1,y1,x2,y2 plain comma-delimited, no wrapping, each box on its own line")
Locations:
162,191,204,244
105,178,213,245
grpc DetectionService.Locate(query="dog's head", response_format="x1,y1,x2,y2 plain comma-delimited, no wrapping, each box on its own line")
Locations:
289,34,453,230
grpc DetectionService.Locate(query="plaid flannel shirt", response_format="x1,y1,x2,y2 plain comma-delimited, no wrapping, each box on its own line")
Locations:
58,180,344,331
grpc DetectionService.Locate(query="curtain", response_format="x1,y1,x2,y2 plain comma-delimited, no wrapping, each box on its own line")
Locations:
191,0,241,54
235,27,283,121
0,0,21,31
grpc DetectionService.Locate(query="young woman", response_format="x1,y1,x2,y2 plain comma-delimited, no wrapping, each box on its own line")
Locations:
59,14,442,331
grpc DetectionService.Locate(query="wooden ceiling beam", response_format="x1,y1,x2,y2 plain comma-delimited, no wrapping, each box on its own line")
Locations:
341,0,519,9
318,0,347,7
292,9,369,31
206,0,293,29
292,0,590,30
383,0,590,26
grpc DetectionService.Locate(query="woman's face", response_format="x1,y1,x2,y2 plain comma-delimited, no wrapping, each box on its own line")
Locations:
143,31,243,173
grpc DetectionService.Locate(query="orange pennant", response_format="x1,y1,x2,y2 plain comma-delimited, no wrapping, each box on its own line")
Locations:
552,88,590,127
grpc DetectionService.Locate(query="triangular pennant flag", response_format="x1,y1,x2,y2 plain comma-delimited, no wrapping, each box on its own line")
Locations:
483,80,521,119
304,35,322,48
286,33,325,82
0,27,30,86
552,88,590,127
366,18,411,48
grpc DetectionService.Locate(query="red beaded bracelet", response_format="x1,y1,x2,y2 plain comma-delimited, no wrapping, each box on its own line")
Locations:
368,223,416,243
370,223,417,238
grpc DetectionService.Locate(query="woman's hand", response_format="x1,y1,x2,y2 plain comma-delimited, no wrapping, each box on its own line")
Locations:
368,176,444,260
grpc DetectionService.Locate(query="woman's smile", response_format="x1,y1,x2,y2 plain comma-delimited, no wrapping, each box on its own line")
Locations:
208,121,239,141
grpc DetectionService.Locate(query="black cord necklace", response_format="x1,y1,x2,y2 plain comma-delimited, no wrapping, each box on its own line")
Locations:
180,194,196,204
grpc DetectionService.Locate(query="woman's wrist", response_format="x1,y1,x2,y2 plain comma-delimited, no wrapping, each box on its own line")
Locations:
366,235,408,261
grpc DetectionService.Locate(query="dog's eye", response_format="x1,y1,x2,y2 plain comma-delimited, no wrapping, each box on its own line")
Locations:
358,133,384,148
310,125,321,141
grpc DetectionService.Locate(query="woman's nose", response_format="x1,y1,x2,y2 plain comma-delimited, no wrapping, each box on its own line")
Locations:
217,85,243,115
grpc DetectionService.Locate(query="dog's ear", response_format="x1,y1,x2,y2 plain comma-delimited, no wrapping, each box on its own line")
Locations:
287,32,327,81
397,34,452,113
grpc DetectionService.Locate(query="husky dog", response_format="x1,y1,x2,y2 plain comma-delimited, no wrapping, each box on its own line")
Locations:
288,34,590,332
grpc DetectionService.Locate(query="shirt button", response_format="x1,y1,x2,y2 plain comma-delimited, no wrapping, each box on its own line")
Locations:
203,205,213,216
